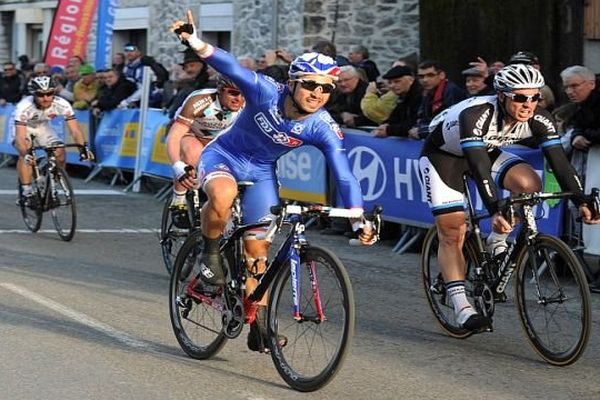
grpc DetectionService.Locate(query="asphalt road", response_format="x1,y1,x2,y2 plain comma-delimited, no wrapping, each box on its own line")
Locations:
0,163,599,400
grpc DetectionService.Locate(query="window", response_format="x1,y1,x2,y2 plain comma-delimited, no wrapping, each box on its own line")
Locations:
585,0,600,39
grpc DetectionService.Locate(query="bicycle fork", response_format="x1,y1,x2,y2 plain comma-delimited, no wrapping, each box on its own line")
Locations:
290,246,326,323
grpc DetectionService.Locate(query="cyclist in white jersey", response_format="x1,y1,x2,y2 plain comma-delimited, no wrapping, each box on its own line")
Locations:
12,76,93,203
419,64,600,331
166,75,244,227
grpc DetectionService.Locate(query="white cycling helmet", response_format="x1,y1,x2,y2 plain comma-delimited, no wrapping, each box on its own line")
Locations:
27,76,57,94
493,64,545,92
288,52,340,81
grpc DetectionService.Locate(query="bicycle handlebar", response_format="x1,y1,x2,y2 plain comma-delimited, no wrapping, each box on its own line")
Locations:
30,143,84,152
256,204,383,243
498,188,600,221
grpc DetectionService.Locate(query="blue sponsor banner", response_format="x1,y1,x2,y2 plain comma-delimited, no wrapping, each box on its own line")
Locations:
0,104,17,155
139,109,171,179
95,0,118,70
277,145,327,203
94,109,140,170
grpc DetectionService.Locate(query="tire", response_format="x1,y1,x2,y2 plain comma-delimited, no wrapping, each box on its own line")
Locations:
421,227,475,339
268,245,355,392
18,178,43,233
160,195,188,274
169,232,227,359
514,234,591,366
50,167,77,241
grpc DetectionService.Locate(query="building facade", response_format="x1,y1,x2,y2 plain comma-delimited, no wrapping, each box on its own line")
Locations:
0,0,420,74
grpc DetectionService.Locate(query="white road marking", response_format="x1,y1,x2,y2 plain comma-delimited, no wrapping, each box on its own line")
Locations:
0,282,155,351
0,229,159,234
0,189,125,195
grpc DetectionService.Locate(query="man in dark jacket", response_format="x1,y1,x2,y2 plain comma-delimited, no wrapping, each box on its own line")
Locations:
91,69,137,116
167,48,210,118
372,65,423,138
327,65,377,128
0,62,23,105
561,65,600,150
412,60,467,139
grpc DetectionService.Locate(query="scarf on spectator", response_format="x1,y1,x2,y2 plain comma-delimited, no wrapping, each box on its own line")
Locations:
431,79,448,115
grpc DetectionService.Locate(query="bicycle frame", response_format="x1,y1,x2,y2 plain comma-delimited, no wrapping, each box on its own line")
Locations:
463,174,576,299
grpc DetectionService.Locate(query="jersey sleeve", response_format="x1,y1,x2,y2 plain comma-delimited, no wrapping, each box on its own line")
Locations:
203,48,263,104
531,108,585,204
56,97,76,120
175,92,213,127
458,103,500,214
312,112,364,209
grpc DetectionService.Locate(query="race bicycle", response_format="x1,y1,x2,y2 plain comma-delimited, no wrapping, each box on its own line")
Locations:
17,142,82,241
421,174,599,366
169,181,382,391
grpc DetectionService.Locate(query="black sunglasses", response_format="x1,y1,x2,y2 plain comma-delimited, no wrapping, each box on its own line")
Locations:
34,92,54,98
222,87,242,96
504,92,542,103
296,80,336,94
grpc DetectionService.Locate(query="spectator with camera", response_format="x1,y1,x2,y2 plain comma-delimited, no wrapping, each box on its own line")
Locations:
120,43,169,108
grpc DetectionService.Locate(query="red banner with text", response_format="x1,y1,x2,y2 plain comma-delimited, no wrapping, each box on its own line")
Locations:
44,0,98,67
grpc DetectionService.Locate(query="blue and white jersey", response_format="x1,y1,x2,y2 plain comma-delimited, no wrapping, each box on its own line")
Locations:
202,48,363,209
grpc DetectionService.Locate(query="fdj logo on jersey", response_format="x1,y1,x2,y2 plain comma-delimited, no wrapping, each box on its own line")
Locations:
254,113,303,147
348,146,387,201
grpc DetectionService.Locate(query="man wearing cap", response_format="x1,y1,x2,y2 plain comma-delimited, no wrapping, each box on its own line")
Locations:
73,64,98,110
462,66,494,97
509,51,555,110
167,48,211,119
371,65,423,138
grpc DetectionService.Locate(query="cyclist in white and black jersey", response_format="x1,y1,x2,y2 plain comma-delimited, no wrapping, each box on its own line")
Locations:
166,75,244,227
419,64,600,331
12,76,93,204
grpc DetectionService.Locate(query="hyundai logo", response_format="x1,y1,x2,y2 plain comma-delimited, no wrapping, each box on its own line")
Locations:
348,146,386,201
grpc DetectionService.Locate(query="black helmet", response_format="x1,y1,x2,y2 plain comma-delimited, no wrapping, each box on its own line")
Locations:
217,74,238,89
28,76,57,95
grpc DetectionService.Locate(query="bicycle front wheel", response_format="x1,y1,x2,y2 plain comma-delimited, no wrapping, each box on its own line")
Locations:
160,195,188,274
169,232,227,359
268,245,355,392
421,227,475,338
49,167,76,241
18,180,43,232
515,234,591,366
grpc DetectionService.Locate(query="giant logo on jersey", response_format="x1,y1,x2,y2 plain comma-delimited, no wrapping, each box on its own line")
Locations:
348,146,386,201
533,114,557,134
473,108,491,136
254,112,303,147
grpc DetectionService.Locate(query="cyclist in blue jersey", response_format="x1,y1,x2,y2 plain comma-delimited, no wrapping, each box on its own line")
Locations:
172,11,375,351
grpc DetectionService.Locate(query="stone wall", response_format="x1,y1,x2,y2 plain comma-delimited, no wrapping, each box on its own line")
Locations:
230,0,419,75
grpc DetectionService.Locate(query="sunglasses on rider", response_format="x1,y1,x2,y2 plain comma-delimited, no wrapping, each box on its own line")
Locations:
34,92,55,98
222,87,241,97
296,80,336,94
504,92,542,103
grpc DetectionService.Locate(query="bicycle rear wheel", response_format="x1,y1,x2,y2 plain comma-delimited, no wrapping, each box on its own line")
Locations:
169,232,227,359
268,245,354,392
421,227,475,339
50,167,76,241
18,179,43,232
515,234,591,366
160,195,188,274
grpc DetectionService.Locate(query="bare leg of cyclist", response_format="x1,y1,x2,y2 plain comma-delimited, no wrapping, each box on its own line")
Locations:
16,156,33,189
487,164,542,254
436,211,489,330
197,176,237,285
55,148,66,169
244,238,287,352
